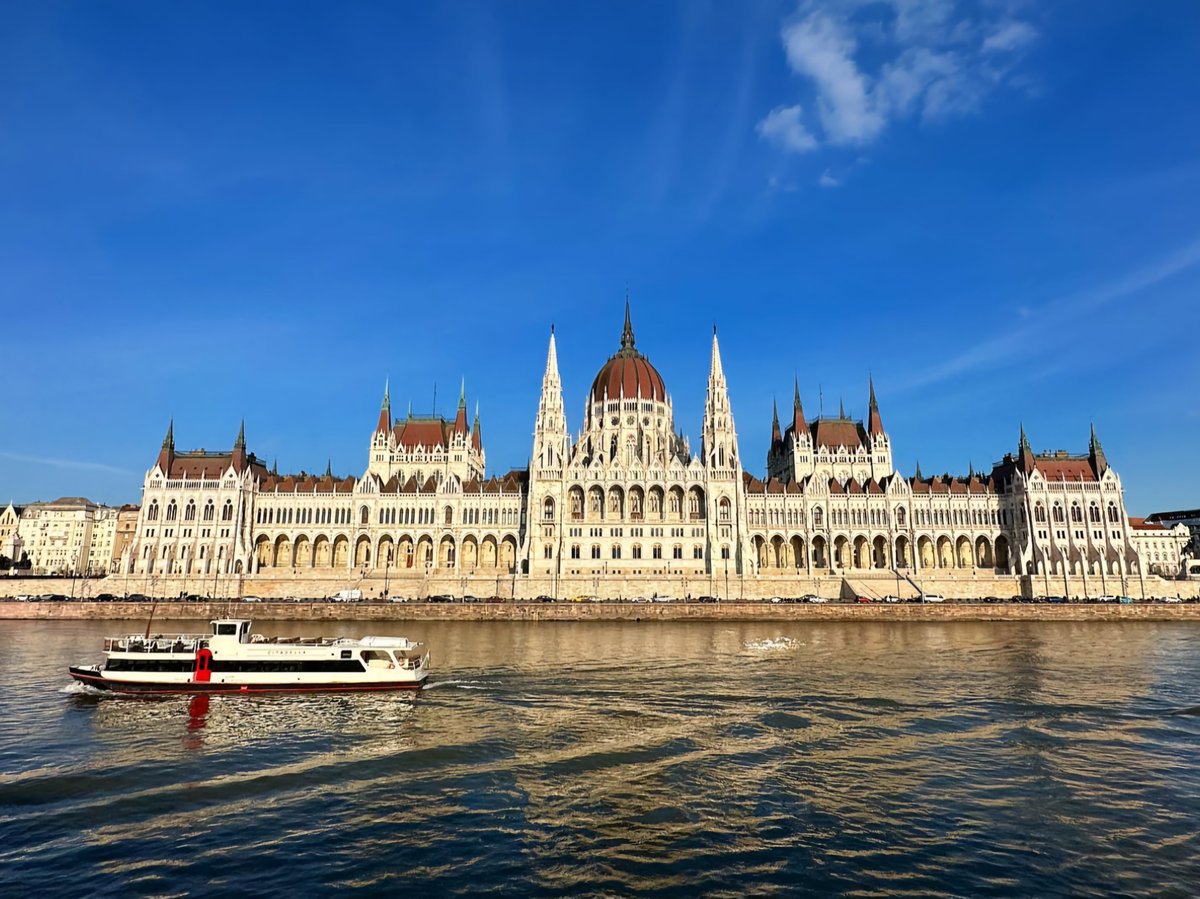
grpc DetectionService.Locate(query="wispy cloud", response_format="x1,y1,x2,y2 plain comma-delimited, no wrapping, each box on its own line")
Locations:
757,105,819,152
758,1,1039,153
897,235,1200,391
0,452,137,477
818,169,840,187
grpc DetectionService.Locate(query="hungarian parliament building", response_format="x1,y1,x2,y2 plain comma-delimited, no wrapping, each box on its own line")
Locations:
124,303,1166,596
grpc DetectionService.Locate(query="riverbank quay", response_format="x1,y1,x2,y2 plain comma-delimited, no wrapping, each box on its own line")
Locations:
5,599,1200,622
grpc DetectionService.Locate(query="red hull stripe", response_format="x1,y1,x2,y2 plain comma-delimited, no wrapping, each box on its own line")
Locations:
69,669,425,694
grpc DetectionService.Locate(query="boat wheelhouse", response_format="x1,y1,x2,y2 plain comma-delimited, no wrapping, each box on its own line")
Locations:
68,619,429,694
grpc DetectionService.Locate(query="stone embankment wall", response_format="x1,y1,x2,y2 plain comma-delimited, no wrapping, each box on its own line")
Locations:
4,600,1200,623
2,570,1195,603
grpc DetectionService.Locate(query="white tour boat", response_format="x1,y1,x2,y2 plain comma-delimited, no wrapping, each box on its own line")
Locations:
68,619,429,695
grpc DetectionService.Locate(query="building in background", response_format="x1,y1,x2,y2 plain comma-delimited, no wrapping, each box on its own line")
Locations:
1129,517,1191,578
1,503,24,571
111,505,141,573
1145,509,1200,559
17,497,118,576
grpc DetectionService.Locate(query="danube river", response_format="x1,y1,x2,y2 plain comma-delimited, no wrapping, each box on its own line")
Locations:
2,620,1199,896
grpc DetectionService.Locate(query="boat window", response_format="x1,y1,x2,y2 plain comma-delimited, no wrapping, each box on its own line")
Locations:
215,624,238,636
361,650,395,669
340,650,353,659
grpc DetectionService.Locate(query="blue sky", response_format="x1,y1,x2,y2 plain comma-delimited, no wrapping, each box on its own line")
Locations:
2,1,1199,514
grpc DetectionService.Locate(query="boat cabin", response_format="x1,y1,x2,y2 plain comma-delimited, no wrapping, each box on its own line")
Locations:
211,619,253,645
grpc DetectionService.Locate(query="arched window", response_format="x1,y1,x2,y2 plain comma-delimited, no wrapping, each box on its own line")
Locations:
1070,504,1082,523
1052,504,1064,523
203,501,215,521
166,501,177,521
896,507,907,528
543,498,555,521
813,507,823,527
360,506,369,525
444,506,453,525
719,498,731,522
1107,503,1119,523
1089,504,1100,523
147,502,159,521
184,501,196,522
222,501,234,521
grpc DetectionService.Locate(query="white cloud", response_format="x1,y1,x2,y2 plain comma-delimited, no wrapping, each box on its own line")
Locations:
758,1,1040,153
818,169,840,187
782,13,885,145
757,104,819,152
982,20,1039,54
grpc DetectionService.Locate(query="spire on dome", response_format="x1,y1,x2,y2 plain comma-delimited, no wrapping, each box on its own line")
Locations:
868,376,884,437
620,290,636,351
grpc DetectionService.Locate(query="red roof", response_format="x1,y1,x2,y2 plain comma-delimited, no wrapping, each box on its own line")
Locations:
1129,517,1166,531
1036,459,1097,482
393,418,453,449
811,419,864,450
591,351,666,403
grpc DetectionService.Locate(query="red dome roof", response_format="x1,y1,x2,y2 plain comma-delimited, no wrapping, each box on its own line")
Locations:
589,300,667,403
591,352,666,403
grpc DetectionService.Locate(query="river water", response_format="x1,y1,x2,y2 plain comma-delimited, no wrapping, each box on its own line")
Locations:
1,619,1198,896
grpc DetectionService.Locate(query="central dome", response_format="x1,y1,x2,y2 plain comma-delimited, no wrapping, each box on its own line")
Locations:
590,301,667,403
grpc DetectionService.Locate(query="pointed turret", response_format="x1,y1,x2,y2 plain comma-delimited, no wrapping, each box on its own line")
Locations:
532,324,568,472
376,380,391,434
868,377,884,437
453,378,469,435
771,399,782,445
156,419,175,473
472,402,483,452
1018,423,1035,474
232,419,248,473
839,398,846,419
325,459,333,478
1089,423,1108,475
914,459,923,481
792,376,807,436
703,327,740,470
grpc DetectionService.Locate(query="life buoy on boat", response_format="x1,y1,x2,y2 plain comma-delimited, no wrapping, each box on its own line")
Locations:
193,648,213,683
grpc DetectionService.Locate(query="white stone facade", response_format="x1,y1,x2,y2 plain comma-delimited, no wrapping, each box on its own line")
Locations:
121,306,1159,595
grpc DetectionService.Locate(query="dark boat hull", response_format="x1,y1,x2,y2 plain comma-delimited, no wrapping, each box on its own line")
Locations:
68,666,426,695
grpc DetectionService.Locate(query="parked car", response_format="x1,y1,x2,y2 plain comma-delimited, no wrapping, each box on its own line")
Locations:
856,596,872,603
1163,596,1182,603
806,595,827,604
428,594,453,603
921,594,946,603
881,595,901,604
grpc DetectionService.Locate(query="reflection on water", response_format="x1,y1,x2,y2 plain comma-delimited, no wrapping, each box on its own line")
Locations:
2,619,1199,896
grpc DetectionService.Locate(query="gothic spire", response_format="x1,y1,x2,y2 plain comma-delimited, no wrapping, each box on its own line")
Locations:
234,418,245,449
162,419,174,449
709,327,725,382
914,459,923,481
325,459,332,478
868,376,884,437
1089,422,1108,474
472,402,483,452
376,379,391,434
771,398,782,445
620,290,636,351
792,376,807,435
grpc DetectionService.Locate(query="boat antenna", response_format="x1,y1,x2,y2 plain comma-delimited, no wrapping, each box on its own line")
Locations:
144,596,159,640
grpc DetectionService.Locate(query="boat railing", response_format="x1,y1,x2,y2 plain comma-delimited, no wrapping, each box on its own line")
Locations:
105,634,209,653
